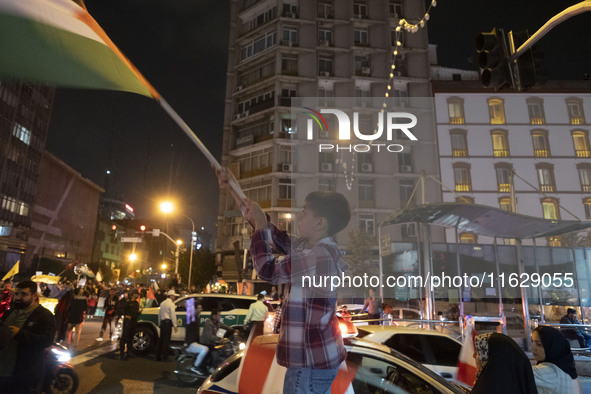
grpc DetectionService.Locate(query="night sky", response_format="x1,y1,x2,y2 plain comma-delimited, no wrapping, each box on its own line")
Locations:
45,0,591,234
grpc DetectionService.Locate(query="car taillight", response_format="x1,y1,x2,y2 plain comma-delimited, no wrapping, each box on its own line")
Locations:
339,320,358,338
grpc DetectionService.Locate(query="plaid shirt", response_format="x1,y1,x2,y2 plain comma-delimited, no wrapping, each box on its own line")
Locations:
250,223,347,369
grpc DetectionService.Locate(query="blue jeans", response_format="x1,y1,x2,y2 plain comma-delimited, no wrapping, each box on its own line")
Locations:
283,366,340,394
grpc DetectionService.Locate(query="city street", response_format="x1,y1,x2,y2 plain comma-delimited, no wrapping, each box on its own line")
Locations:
69,316,591,393
69,317,198,394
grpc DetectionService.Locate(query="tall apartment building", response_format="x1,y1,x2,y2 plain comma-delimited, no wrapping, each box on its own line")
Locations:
216,0,442,282
433,80,591,246
0,81,55,273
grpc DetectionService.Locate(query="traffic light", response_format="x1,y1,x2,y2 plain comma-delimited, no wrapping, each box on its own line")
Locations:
476,28,512,90
511,30,536,89
111,224,118,239
139,224,146,232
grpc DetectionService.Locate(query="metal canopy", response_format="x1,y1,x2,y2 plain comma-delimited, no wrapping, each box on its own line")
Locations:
382,203,591,239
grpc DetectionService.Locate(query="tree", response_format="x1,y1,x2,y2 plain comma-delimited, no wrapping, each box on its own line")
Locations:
346,230,378,278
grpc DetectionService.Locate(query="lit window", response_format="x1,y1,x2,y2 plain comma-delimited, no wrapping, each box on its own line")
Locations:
566,98,585,125
572,130,591,158
527,98,545,125
491,130,510,157
548,236,562,247
459,233,477,244
495,164,512,192
536,164,555,192
12,123,31,145
578,164,591,192
499,197,513,212
531,130,550,157
447,98,465,125
450,130,468,157
584,198,591,220
358,213,375,235
541,198,560,220
488,98,505,124
453,163,472,192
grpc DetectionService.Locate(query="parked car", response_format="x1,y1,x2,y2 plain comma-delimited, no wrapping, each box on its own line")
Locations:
131,293,276,354
356,326,462,382
337,304,423,327
197,334,468,394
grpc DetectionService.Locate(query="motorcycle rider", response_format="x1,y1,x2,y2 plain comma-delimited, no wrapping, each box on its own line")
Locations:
200,309,235,372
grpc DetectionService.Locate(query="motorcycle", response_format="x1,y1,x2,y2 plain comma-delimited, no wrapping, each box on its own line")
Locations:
42,343,79,394
174,336,245,385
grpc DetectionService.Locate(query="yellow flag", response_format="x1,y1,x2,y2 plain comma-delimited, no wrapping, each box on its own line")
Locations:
2,260,19,281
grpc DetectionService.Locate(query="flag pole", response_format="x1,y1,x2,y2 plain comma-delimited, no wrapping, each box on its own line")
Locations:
157,97,246,204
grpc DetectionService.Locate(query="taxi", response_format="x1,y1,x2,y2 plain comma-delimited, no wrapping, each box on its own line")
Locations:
197,333,468,394
131,293,276,354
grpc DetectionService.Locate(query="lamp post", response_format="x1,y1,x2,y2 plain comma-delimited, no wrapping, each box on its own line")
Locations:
160,202,196,291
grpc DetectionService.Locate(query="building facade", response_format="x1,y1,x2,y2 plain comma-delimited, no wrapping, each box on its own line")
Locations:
25,152,103,274
216,0,441,282
0,81,55,274
433,80,591,246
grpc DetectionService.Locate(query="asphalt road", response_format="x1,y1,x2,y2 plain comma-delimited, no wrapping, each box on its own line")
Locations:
68,317,591,393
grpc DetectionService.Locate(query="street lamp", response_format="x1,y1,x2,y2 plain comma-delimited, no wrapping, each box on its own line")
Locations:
160,201,196,291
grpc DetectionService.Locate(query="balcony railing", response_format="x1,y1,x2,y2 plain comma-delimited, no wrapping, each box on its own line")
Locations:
539,184,554,192
455,184,472,192
534,149,550,157
570,116,585,125
449,117,465,125
498,184,511,192
530,117,545,125
452,149,468,157
493,149,509,157
575,149,591,158
581,185,591,192
248,99,274,114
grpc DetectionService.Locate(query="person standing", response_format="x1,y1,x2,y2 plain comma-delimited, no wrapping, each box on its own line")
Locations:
363,289,381,325
99,287,118,339
118,291,141,361
244,293,268,337
156,290,178,361
0,280,56,394
66,287,88,349
0,279,12,319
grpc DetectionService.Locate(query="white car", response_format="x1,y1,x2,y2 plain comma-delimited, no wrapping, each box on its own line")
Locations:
356,326,462,382
197,334,468,394
337,304,423,327
130,293,277,354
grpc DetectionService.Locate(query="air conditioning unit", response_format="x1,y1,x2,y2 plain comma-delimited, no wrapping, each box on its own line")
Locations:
235,85,243,92
320,40,330,46
282,163,293,172
400,165,412,173
285,12,295,18
244,110,249,117
361,67,371,76
361,163,373,172
320,71,331,77
321,162,333,172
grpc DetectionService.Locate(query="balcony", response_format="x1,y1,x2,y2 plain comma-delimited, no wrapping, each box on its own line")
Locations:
570,116,585,125
575,149,591,158
248,99,274,114
530,117,545,125
539,184,554,192
493,149,509,157
498,184,511,192
277,199,292,208
582,185,591,192
534,149,550,158
452,149,468,157
279,97,292,107
449,117,465,125
241,166,273,179
455,184,472,192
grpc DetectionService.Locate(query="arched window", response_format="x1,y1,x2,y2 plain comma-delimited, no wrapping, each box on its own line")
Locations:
577,163,591,192
499,197,513,212
541,197,560,220
566,98,585,125
584,197,591,220
450,129,468,157
447,97,465,125
531,130,550,157
494,163,512,192
453,163,472,192
536,163,556,192
572,130,591,158
491,130,510,157
527,97,545,125
488,98,505,124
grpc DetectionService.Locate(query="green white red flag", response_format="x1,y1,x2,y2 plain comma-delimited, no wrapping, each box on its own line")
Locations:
0,0,158,98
